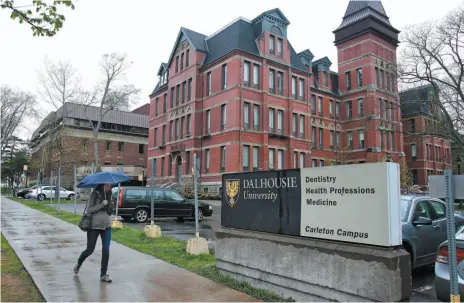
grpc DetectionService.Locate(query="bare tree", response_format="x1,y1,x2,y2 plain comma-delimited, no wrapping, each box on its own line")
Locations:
81,53,140,170
399,5,464,151
0,85,37,157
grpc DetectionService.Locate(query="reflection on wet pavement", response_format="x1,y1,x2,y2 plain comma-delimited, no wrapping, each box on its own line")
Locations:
1,197,259,302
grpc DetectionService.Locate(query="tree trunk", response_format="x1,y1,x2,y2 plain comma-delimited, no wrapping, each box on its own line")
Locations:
93,135,101,172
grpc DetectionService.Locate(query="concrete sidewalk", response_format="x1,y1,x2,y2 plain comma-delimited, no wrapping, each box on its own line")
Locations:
1,197,258,302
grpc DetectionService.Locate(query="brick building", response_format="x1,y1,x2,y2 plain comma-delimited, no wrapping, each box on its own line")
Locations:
400,85,452,186
148,1,405,193
30,102,149,187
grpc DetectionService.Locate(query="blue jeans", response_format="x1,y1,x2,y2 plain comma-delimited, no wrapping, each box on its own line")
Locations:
78,228,112,276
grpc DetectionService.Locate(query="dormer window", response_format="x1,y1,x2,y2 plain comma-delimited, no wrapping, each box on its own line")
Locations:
269,35,275,55
277,38,283,57
323,71,328,87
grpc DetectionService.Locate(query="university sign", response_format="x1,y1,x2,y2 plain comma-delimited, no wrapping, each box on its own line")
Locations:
222,162,402,247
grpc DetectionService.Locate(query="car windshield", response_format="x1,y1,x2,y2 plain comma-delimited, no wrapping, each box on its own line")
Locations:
400,199,412,222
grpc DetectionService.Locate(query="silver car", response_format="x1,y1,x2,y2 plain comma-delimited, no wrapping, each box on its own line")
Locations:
434,225,464,301
401,195,464,268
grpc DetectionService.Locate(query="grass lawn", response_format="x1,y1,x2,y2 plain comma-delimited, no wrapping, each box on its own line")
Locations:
7,197,292,302
1,234,44,302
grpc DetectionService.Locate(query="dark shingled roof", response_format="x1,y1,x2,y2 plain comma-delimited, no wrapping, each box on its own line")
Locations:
181,27,208,52
400,85,434,118
337,0,391,31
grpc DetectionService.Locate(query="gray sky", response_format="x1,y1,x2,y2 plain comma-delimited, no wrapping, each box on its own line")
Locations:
1,0,463,139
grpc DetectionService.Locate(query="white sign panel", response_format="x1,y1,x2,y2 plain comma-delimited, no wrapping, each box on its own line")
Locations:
429,175,464,199
300,162,402,247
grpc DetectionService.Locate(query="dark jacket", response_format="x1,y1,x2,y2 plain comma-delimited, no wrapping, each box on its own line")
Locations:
86,188,113,230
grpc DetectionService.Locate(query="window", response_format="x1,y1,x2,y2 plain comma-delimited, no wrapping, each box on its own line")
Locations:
330,131,334,149
176,84,180,105
336,131,340,148
155,98,159,116
278,150,283,170
222,64,227,89
411,144,417,160
175,119,179,139
220,146,226,172
186,115,191,135
277,110,283,135
175,56,179,73
243,145,250,171
357,99,363,117
300,153,305,168
182,82,186,103
186,50,189,67
181,53,184,70
185,151,190,174
153,129,157,147
323,71,328,87
384,100,388,119
126,189,147,200
163,94,167,113
410,120,416,133
311,95,316,114
244,61,250,87
161,157,165,177
244,102,250,129
181,117,185,138
206,110,211,133
269,148,275,169
348,132,353,149
359,130,365,149
277,38,283,57
415,201,433,220
336,102,340,120
329,100,334,118
269,35,275,54
221,104,226,130
299,79,304,101
207,72,211,96
253,147,259,171
345,71,351,90
375,67,380,87
319,160,324,167
106,141,111,151
253,64,259,89
294,152,298,169
162,125,166,143
253,105,259,130
312,159,317,167
386,71,390,91
168,155,172,175
205,149,210,173
165,190,184,202
299,115,304,138
379,98,383,118
319,128,323,148
269,69,275,94
391,73,395,92
347,101,352,119
381,70,385,89
118,142,124,152
312,127,317,147
269,108,275,133
356,68,362,87
380,131,383,150
430,201,446,219
292,114,297,137
318,97,323,116
392,132,395,150
170,87,174,107
277,72,283,95
292,77,297,99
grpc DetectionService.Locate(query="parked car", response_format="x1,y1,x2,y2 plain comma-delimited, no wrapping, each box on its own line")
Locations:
401,194,464,268
17,185,45,198
434,225,464,301
111,186,213,223
26,186,78,201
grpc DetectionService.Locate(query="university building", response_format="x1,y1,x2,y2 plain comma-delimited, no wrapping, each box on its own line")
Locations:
148,0,405,193
400,85,452,186
30,102,149,187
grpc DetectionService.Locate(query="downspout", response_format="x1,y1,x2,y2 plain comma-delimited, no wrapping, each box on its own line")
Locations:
239,59,243,171
199,67,205,190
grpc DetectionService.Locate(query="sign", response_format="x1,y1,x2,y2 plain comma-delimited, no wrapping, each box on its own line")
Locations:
429,175,464,199
300,163,401,246
222,170,301,236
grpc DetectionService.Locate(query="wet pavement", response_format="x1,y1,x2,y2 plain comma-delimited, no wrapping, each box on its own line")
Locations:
1,197,258,302
47,201,221,250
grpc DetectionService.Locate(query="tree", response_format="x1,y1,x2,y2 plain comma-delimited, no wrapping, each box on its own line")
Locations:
399,5,464,151
0,85,37,157
331,145,353,165
1,0,75,37
1,150,30,187
399,157,413,192
81,53,140,170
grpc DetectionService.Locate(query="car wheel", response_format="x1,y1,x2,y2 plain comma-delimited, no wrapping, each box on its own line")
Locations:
197,209,204,222
37,194,46,201
121,216,133,221
68,194,75,200
134,209,148,223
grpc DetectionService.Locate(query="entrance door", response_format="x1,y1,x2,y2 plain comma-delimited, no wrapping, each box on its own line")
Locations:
176,156,182,183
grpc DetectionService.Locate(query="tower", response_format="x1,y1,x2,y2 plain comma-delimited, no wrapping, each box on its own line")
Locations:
334,0,403,163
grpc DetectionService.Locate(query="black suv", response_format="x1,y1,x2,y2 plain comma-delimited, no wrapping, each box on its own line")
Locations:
111,186,213,223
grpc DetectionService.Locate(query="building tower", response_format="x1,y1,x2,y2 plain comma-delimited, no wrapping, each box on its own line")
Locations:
333,0,404,163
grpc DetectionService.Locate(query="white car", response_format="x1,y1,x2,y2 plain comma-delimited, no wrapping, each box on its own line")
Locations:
26,186,77,201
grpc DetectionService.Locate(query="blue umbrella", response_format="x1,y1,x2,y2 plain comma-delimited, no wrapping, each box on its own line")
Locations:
77,172,130,188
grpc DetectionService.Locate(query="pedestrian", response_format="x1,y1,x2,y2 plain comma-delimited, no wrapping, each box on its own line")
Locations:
73,183,114,282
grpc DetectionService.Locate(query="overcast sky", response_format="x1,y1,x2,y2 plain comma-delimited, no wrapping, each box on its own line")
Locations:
1,0,463,139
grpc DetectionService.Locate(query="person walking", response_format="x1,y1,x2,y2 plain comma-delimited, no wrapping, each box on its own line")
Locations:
74,183,114,282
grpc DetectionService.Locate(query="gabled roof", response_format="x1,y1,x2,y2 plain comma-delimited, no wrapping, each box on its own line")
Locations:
298,49,314,59
336,0,392,31
166,27,208,68
312,56,332,67
157,63,168,76
251,8,290,26
400,84,435,118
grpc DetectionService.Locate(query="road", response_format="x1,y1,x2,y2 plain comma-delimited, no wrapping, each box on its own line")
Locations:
48,201,439,301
